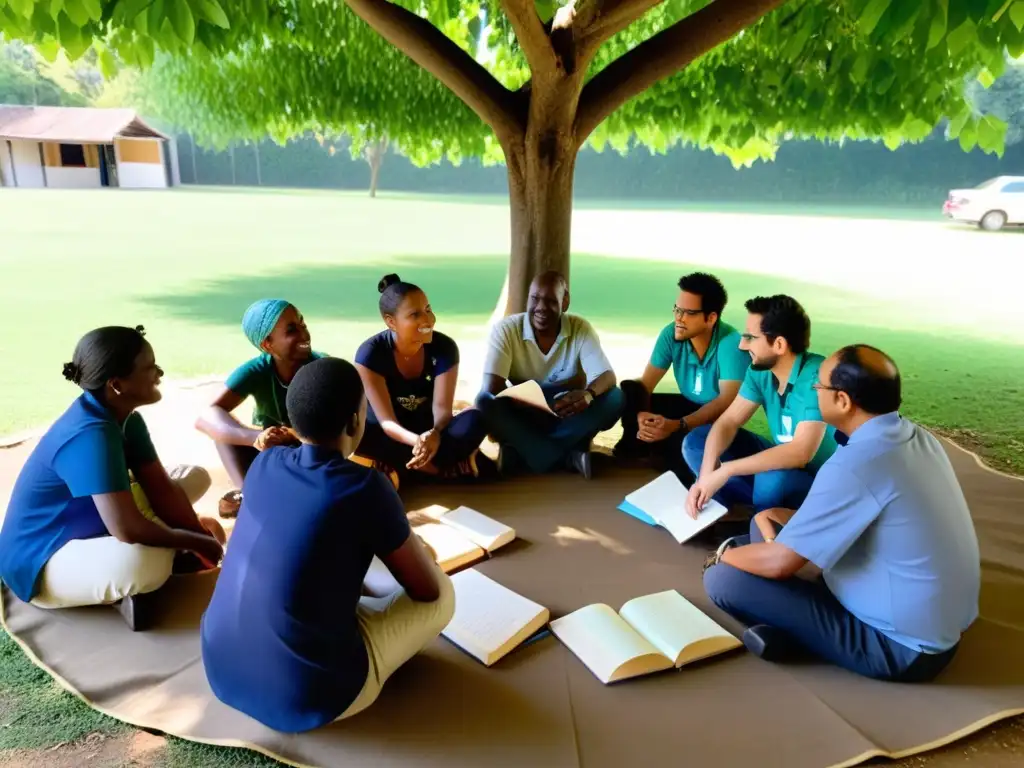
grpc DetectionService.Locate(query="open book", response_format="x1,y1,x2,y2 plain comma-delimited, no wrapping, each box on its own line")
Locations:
495,380,556,415
550,590,742,684
442,569,550,666
412,506,516,573
619,471,729,544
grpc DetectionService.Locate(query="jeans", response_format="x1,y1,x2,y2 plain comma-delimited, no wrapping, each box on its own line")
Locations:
475,386,625,473
356,408,487,472
703,518,958,682
615,379,700,480
682,424,816,512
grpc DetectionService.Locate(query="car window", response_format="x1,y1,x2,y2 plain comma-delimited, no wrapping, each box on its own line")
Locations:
1001,182,1024,193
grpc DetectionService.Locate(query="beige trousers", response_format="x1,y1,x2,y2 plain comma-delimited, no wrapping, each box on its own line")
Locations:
335,563,456,720
30,465,212,609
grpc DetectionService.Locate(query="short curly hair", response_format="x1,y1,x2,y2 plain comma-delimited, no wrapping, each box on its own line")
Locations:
285,357,364,443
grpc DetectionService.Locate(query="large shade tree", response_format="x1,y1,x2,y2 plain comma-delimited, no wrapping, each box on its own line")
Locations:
3,0,1023,311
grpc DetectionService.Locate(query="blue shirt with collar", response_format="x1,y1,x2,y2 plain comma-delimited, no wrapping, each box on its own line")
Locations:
200,442,412,733
776,412,981,653
0,391,158,603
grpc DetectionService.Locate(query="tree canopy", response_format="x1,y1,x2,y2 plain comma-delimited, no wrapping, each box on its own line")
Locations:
3,1,1023,164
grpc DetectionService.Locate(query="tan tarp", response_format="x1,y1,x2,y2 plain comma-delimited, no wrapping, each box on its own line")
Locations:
2,439,1023,768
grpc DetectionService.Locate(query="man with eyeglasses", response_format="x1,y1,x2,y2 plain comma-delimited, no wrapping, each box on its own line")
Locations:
613,272,749,480
683,294,837,516
700,345,979,683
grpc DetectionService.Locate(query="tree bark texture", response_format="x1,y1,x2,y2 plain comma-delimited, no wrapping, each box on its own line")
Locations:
343,0,787,314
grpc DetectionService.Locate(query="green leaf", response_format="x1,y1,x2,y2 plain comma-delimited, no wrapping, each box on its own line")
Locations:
947,109,970,138
99,46,119,78
858,0,892,36
148,0,166,35
977,68,995,88
63,0,91,26
1011,2,1024,31
927,0,948,49
9,0,35,19
946,19,976,56
194,0,229,29
50,0,65,20
36,38,63,61
887,1,920,41
137,33,155,67
958,118,977,151
82,0,102,22
170,0,196,43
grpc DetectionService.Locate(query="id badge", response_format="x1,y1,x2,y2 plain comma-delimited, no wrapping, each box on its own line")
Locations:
776,414,794,443
693,371,703,395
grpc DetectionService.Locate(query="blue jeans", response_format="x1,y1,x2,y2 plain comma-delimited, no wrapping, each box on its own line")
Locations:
703,518,958,682
682,424,816,512
475,386,625,473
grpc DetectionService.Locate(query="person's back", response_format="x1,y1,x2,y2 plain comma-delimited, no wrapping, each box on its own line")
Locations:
823,415,980,653
201,356,452,732
201,446,404,731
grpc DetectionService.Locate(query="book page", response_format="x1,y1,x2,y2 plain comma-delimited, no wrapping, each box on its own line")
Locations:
440,506,516,552
550,603,672,684
624,471,729,543
495,380,556,414
413,523,486,573
441,569,550,666
619,590,741,667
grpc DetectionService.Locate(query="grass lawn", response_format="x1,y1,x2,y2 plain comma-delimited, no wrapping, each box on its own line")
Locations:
0,186,1022,764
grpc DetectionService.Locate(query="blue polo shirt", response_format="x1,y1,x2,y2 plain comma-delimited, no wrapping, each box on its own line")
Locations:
650,320,749,404
738,351,837,470
0,392,158,603
200,443,412,733
776,413,981,653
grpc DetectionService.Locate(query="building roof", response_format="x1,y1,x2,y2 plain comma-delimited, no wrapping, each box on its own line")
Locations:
0,105,169,143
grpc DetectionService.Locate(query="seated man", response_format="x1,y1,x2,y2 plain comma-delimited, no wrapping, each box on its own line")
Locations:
702,345,980,682
614,271,749,480
684,294,837,515
201,357,454,732
475,271,624,479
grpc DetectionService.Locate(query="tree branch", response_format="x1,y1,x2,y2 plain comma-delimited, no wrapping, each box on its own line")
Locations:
575,0,788,142
578,0,666,54
343,0,526,139
500,0,558,76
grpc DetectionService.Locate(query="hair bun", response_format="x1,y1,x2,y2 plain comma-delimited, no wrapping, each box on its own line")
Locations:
377,274,400,294
62,362,81,384
134,324,146,336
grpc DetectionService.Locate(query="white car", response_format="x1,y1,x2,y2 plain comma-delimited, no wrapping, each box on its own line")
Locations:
943,175,1024,231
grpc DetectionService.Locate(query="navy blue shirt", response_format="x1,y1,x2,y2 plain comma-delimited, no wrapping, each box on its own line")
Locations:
200,443,412,732
354,330,458,433
0,392,158,602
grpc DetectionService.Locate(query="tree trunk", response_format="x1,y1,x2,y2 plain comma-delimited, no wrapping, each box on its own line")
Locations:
366,137,387,197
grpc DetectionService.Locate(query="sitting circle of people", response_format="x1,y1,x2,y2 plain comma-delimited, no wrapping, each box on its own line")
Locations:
0,268,980,732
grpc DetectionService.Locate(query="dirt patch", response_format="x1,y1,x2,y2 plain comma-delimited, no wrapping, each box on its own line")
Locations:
0,730,167,767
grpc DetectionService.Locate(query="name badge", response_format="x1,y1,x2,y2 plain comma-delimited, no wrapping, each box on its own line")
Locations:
776,414,794,443
693,371,703,395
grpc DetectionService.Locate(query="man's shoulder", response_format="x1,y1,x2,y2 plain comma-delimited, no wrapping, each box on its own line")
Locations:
716,321,742,344
489,314,526,340
564,313,600,339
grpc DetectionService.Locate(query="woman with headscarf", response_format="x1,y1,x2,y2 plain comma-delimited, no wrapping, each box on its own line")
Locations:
195,299,322,511
352,274,488,482
0,325,225,630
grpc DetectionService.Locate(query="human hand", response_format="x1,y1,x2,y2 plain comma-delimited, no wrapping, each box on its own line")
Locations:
753,510,777,542
686,468,729,519
186,531,224,568
254,426,297,451
408,429,441,470
637,412,679,443
553,389,590,417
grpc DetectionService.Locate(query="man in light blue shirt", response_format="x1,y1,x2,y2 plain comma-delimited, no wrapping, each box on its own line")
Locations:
702,344,980,682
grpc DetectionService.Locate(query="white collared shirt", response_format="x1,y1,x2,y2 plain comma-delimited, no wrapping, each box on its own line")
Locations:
483,313,613,389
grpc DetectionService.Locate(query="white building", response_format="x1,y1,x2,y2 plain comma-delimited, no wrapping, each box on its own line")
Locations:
0,105,177,189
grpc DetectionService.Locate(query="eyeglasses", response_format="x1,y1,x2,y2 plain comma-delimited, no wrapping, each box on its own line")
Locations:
739,333,761,342
811,382,841,392
673,306,704,318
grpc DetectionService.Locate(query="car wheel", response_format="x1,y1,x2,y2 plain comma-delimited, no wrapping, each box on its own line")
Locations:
979,210,1008,231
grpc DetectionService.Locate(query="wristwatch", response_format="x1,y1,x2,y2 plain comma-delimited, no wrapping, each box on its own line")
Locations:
583,388,595,405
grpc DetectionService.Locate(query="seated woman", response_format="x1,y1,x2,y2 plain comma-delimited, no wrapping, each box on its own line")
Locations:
201,357,454,732
0,325,225,631
353,274,488,482
195,299,322,514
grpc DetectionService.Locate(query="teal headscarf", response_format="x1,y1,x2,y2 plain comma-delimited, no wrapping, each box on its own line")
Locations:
241,299,291,350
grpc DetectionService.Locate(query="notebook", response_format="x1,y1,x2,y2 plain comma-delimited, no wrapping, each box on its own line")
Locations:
412,506,517,573
549,590,742,684
495,380,556,414
621,471,729,543
442,569,551,666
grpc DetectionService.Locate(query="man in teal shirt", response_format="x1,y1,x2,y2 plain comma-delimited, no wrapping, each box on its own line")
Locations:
683,294,837,515
615,272,749,480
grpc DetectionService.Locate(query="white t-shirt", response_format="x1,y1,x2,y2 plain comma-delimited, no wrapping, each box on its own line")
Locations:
482,313,613,390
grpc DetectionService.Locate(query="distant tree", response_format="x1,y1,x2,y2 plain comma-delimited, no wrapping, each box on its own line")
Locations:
0,39,85,105
967,58,1024,146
